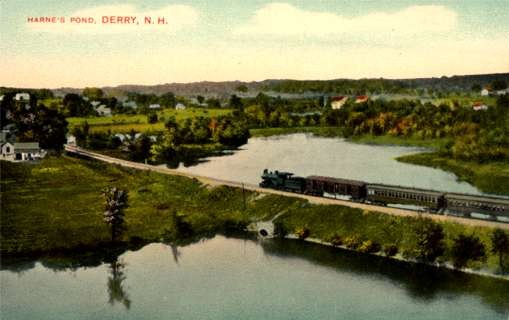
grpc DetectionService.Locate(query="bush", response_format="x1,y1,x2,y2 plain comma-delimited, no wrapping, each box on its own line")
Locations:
147,113,158,124
451,234,486,269
413,217,445,263
359,240,381,253
383,244,399,257
295,227,310,240
344,235,362,249
330,234,343,246
273,222,288,238
108,136,122,149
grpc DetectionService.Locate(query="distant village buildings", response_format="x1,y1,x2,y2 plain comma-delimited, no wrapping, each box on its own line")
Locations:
95,105,112,116
149,104,161,109
355,95,369,104
330,96,348,110
1,141,44,161
1,123,44,162
122,101,138,109
15,92,30,101
480,87,509,96
472,102,488,111
66,135,77,146
175,103,186,110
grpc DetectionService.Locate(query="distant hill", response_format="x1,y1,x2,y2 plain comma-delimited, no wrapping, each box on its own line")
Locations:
44,72,509,98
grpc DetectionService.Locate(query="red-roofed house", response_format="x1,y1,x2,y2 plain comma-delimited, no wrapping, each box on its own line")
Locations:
472,102,488,111
330,96,348,110
355,95,369,104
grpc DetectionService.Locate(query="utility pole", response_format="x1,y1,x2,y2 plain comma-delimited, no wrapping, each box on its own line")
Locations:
242,183,246,210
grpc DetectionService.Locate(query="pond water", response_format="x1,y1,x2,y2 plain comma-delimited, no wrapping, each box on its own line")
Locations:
2,236,508,320
175,134,484,195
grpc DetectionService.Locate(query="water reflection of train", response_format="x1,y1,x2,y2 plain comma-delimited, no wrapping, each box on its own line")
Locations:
259,169,509,221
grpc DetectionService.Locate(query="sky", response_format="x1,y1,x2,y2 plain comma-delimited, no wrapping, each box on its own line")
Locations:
1,0,508,88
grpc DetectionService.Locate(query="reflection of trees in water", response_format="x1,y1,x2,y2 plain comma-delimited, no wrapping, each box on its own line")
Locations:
261,238,509,313
170,243,180,265
107,259,131,309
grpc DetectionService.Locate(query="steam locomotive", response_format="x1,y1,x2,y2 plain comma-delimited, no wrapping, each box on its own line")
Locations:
259,169,509,221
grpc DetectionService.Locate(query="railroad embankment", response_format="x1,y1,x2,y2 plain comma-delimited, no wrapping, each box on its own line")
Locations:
1,155,508,277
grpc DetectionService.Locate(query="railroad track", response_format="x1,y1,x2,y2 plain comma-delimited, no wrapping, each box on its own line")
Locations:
64,145,509,230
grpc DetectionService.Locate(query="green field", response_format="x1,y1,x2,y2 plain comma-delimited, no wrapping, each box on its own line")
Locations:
348,134,451,149
250,126,344,137
1,156,507,275
398,153,509,195
67,108,232,133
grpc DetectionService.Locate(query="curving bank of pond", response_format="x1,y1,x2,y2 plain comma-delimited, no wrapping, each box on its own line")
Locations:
174,133,487,195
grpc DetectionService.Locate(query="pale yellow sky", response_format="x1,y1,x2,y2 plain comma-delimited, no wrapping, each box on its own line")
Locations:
1,1,508,88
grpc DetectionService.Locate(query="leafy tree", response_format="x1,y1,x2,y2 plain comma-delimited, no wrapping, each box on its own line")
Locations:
82,87,104,100
451,234,486,268
471,83,482,92
206,98,221,108
108,135,122,149
491,228,509,273
147,113,158,124
196,95,205,104
412,218,445,263
160,92,176,108
103,187,128,242
63,93,92,117
236,84,248,93
129,135,152,161
71,122,88,147
0,92,15,127
229,94,243,111
33,104,68,150
150,131,178,162
492,80,508,91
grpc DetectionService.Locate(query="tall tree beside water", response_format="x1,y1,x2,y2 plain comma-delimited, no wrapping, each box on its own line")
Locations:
103,187,128,242
411,217,445,263
491,229,509,273
450,234,486,269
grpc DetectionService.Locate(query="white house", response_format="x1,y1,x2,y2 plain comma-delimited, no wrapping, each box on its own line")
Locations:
66,135,77,146
113,133,127,142
175,103,186,110
1,142,14,159
122,101,138,109
481,88,489,96
91,100,101,107
15,93,30,101
96,105,112,116
496,89,509,96
149,104,161,109
1,142,44,161
330,96,348,110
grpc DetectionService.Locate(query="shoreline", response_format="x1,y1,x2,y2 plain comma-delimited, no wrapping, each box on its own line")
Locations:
278,234,509,281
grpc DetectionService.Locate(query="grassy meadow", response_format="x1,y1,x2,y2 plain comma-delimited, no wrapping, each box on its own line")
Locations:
397,153,509,195
67,108,232,133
